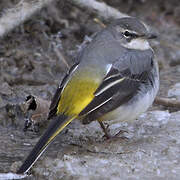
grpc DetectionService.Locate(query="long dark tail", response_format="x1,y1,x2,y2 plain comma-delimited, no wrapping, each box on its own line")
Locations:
17,114,75,174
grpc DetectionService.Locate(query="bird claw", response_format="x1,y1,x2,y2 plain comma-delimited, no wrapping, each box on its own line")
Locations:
98,121,128,140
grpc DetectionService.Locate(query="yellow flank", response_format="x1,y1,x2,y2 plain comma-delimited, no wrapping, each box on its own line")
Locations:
57,75,100,116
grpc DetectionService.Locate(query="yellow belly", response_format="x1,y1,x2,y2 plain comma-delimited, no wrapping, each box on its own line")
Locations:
57,75,100,116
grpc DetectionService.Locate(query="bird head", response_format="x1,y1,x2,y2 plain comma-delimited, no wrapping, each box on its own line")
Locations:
109,17,157,50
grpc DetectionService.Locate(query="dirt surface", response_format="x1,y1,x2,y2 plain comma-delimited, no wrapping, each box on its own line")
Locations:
0,0,180,179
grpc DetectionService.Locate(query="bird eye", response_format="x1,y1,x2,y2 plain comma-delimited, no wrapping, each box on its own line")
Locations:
123,30,138,39
123,30,131,38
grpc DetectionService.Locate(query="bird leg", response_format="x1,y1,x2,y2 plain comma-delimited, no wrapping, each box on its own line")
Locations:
114,129,128,139
98,120,111,139
98,120,128,140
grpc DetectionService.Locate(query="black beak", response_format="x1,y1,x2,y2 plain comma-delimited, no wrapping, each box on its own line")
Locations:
146,33,157,39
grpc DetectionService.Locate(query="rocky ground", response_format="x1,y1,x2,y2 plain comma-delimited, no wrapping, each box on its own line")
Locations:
0,0,180,179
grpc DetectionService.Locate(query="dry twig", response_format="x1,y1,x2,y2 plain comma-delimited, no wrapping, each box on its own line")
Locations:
0,0,54,37
70,0,128,20
154,97,180,109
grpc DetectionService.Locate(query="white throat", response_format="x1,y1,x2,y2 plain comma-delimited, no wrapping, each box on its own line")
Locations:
122,38,151,50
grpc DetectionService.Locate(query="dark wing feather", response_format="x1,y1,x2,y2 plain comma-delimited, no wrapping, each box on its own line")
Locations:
48,63,79,119
48,86,62,120
80,49,154,123
79,68,141,118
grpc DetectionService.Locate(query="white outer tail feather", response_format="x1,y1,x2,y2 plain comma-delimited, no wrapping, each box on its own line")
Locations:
0,0,54,37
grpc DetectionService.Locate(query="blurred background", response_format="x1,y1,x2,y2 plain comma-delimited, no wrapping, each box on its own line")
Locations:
0,0,180,179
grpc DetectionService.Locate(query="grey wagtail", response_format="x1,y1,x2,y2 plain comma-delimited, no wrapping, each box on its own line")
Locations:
17,17,159,174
